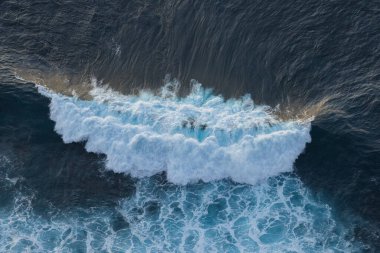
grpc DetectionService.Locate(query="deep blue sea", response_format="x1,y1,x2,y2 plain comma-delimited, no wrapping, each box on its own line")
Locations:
0,1,379,252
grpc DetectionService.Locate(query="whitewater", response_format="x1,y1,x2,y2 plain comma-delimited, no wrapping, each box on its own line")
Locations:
37,78,311,185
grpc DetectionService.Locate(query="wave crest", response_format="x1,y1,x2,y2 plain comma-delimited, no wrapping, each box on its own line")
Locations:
38,79,311,185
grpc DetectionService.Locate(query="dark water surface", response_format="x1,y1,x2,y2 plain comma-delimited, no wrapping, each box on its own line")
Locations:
0,1,379,252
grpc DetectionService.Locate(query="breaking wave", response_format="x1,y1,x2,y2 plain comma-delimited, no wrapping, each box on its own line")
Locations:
37,79,311,185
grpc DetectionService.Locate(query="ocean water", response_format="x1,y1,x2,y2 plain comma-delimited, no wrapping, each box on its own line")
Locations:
0,169,356,252
0,78,362,252
1,0,380,252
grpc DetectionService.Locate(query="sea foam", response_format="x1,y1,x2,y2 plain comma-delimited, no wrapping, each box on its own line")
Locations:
37,79,311,185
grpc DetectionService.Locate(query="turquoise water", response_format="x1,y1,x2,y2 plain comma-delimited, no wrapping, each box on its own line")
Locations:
0,158,354,252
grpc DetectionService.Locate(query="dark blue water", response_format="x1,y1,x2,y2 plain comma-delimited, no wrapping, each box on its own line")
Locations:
0,1,379,252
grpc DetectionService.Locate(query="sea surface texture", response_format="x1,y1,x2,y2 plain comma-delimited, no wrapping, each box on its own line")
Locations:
0,1,379,252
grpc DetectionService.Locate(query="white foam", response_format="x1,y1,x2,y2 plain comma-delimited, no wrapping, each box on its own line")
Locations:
118,175,356,253
0,175,359,252
37,79,311,185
